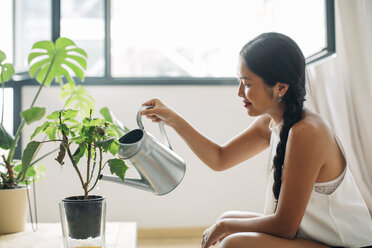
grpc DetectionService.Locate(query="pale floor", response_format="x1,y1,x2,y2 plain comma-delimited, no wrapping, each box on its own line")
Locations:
138,237,219,248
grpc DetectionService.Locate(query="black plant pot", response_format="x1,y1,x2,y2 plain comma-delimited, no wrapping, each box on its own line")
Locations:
60,195,106,241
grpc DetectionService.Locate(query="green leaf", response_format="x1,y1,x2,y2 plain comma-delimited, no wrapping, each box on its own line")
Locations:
60,84,95,117
21,141,41,181
72,135,85,144
0,50,5,63
27,52,48,64
63,60,85,80
108,139,119,155
99,107,113,122
13,163,22,173
28,37,87,86
33,164,46,182
29,57,51,78
45,126,57,140
66,54,87,69
61,109,79,119
26,166,36,178
99,107,127,136
20,107,46,125
59,123,70,135
105,127,116,137
108,158,128,183
82,118,104,127
0,123,14,149
31,40,55,51
1,63,15,83
73,143,86,164
96,138,114,153
56,37,75,49
66,48,88,58
65,118,78,124
30,121,50,140
46,110,61,120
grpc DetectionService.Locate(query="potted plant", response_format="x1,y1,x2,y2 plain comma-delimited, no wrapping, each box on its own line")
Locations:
27,108,128,248
0,37,93,233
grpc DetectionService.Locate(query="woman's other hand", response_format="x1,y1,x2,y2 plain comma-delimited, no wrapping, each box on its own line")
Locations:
202,220,228,248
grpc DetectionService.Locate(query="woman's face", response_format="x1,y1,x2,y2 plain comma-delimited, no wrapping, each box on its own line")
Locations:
237,57,279,117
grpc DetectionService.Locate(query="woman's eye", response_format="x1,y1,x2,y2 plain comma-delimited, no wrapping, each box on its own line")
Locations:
244,84,251,88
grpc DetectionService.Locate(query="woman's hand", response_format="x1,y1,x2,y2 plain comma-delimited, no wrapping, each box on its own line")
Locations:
141,99,179,127
202,220,228,248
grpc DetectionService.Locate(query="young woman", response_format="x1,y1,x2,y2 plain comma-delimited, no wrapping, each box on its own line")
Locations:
140,32,372,248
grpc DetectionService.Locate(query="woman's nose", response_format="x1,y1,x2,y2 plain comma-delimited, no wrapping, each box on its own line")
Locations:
237,83,244,98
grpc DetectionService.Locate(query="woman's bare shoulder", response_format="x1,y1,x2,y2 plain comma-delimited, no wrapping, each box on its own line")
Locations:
290,109,332,145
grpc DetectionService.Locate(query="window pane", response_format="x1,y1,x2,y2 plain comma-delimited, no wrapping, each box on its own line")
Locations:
0,0,13,63
0,88,14,158
111,0,326,78
61,0,105,77
15,0,51,72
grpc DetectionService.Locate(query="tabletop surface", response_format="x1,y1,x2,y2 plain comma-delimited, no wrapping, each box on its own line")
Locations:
0,222,137,248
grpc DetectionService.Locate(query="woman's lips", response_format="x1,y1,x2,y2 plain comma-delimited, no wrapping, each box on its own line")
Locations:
243,100,252,108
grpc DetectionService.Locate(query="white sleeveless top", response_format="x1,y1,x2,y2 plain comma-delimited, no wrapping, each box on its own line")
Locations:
264,120,372,247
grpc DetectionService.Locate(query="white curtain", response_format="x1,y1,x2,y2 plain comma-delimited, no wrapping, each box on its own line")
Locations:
306,0,372,213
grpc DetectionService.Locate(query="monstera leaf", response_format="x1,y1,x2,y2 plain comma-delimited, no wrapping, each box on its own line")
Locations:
28,37,87,86
60,83,95,117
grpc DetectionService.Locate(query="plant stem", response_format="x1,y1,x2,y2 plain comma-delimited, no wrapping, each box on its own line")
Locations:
86,142,91,187
7,56,56,163
2,155,15,188
66,144,85,193
89,147,97,185
88,148,103,193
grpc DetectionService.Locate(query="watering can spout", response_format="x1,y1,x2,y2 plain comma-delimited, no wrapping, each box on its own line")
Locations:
99,174,153,193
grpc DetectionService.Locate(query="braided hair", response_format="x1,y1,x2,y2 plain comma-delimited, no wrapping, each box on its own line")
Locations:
240,33,306,206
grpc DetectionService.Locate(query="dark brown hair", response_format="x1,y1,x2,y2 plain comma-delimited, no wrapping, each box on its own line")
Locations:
240,32,306,206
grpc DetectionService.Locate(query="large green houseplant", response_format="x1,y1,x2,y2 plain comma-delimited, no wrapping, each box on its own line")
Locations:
0,37,94,233
26,108,128,247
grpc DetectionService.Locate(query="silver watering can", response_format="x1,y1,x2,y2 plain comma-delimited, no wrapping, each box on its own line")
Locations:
100,106,186,195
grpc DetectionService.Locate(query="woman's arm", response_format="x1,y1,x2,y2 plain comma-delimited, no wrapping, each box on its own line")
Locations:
202,121,326,246
141,99,271,171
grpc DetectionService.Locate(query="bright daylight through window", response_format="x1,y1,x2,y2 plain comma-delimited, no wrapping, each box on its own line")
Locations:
111,0,326,78
0,0,13,63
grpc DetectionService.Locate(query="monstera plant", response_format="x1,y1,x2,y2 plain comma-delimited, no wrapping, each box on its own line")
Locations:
0,37,94,234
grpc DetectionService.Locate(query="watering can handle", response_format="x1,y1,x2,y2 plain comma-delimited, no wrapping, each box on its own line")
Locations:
137,106,173,150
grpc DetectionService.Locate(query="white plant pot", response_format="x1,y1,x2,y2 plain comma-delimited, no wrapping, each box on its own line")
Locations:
0,186,28,234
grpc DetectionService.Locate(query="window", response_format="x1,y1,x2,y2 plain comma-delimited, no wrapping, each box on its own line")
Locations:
7,0,334,79
0,0,13,63
61,0,105,77
111,0,329,78
14,0,51,72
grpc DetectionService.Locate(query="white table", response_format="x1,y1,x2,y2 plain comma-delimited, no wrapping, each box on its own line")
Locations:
0,222,137,248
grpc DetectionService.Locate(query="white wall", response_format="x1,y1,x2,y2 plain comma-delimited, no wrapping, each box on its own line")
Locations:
22,85,268,228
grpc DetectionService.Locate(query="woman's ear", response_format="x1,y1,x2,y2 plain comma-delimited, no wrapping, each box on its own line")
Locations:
276,82,289,97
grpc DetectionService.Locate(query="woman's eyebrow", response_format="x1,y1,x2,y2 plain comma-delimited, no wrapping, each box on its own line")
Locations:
238,76,252,80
